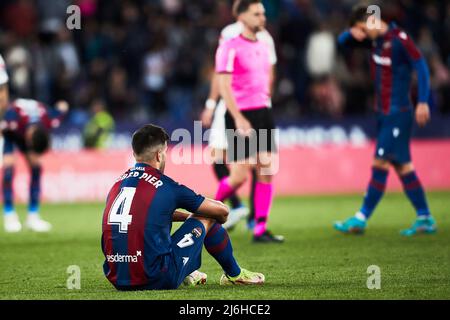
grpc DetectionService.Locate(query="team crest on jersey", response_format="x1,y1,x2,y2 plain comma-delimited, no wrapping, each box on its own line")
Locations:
383,41,391,49
192,227,202,238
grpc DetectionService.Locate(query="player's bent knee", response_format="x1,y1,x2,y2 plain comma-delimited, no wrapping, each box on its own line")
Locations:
190,216,215,231
373,158,390,170
395,162,414,175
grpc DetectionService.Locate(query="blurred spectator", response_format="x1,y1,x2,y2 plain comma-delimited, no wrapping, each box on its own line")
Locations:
0,0,448,124
83,99,115,149
141,35,172,117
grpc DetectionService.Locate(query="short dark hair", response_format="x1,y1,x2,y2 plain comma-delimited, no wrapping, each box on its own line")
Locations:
232,0,261,17
132,124,169,159
29,125,50,154
349,3,383,27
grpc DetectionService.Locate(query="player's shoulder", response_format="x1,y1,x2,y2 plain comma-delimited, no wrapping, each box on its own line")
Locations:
390,26,412,42
12,98,44,109
220,21,244,42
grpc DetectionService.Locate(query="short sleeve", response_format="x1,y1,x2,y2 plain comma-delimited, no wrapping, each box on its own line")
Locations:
397,31,422,62
215,40,236,74
172,182,205,213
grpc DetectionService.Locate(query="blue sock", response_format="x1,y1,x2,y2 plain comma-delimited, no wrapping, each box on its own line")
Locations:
359,167,389,219
29,166,41,214
3,166,14,214
400,171,430,217
204,223,241,277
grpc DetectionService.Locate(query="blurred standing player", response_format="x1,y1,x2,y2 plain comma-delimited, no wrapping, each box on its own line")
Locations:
214,0,283,243
1,98,69,232
201,0,277,231
102,124,264,290
334,5,437,236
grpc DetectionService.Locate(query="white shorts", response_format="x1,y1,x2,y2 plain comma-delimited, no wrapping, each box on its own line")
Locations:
208,99,228,150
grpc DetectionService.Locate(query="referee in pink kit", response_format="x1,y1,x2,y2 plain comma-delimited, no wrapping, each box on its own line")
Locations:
214,0,283,243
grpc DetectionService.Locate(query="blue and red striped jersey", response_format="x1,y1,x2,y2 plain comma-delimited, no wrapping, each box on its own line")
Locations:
339,23,430,116
0,98,64,136
101,163,205,287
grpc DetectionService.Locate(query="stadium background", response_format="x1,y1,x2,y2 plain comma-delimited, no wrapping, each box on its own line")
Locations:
0,0,449,202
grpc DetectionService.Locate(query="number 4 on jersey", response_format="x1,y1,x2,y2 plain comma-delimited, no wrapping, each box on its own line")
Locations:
177,233,194,248
108,187,136,233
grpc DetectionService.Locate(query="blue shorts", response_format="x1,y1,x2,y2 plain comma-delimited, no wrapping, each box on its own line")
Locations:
375,111,413,165
3,135,27,155
115,218,206,291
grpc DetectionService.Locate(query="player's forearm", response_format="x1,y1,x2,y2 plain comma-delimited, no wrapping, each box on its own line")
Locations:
218,74,242,120
413,58,431,103
269,66,276,97
204,73,220,111
208,73,220,102
196,198,229,224
173,210,191,222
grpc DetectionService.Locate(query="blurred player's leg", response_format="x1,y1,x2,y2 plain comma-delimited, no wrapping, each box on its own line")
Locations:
252,152,283,243
215,163,250,229
396,164,436,236
209,102,249,230
24,153,51,232
2,148,22,232
334,159,389,234
247,168,257,230
213,161,243,210
29,165,41,214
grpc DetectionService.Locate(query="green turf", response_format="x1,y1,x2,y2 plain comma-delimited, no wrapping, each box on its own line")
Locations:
1,191,449,300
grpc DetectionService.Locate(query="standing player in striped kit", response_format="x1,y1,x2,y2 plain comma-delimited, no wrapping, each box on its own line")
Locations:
1,98,69,232
334,5,437,236
201,0,277,232
214,0,283,243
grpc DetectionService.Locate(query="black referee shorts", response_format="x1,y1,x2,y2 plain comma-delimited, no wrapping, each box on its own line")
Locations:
225,107,277,162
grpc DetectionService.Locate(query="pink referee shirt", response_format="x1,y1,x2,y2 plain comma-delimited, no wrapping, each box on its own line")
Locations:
215,35,271,111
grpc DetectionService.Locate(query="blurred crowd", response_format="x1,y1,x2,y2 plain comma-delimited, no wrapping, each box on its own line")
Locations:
0,0,449,128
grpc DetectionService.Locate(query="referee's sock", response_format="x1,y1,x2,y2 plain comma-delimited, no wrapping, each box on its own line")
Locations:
2,166,15,215
400,171,431,217
204,223,241,277
254,182,273,237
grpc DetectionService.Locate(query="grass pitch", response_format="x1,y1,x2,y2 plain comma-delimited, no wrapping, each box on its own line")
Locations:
1,192,449,300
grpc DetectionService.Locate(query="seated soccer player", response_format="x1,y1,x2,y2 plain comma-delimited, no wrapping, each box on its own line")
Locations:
1,99,69,232
101,124,264,290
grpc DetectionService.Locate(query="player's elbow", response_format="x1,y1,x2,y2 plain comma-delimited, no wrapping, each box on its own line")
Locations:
218,201,229,218
215,201,229,224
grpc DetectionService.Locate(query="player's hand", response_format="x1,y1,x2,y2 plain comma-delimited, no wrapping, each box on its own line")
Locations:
234,114,252,136
350,27,367,42
56,100,69,113
415,102,430,127
200,108,214,128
